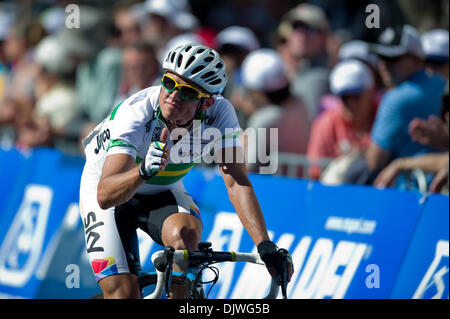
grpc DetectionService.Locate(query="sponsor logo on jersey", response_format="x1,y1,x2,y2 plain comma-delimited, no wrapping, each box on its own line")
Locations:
83,212,104,253
94,129,110,154
189,205,201,219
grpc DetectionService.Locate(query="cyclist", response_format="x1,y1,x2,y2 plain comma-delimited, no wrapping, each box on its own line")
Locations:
79,43,294,299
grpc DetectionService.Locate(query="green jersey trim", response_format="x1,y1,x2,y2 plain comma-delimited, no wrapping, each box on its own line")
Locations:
109,101,124,120
107,139,137,151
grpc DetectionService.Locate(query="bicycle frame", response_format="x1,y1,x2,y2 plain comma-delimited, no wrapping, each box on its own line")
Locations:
145,249,281,299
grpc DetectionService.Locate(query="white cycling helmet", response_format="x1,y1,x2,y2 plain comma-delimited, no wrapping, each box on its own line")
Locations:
162,43,228,95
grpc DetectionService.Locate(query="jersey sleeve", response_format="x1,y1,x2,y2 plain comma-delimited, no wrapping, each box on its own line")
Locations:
209,97,242,150
106,91,151,159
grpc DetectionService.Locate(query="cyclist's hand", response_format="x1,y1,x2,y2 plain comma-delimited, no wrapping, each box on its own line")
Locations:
139,128,170,179
257,240,294,283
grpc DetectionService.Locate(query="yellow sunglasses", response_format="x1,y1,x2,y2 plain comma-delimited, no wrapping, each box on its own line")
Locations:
161,74,210,101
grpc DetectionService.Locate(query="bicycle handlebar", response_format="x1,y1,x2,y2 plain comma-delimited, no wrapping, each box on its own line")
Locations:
145,248,282,299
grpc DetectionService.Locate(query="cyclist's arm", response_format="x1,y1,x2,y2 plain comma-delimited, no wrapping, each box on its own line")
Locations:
97,153,145,209
218,147,270,246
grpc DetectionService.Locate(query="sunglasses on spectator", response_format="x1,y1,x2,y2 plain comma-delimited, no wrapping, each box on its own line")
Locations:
161,74,210,101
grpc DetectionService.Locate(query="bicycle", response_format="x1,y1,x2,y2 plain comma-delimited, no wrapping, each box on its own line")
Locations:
92,241,290,299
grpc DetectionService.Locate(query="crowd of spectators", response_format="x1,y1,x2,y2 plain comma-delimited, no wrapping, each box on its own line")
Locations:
0,0,448,194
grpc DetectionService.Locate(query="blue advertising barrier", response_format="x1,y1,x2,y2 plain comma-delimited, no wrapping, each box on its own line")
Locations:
0,147,448,299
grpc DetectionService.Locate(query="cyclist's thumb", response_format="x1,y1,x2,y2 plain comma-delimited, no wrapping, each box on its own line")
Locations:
160,127,169,143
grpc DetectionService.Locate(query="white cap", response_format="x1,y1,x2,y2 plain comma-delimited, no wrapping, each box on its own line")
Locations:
145,0,197,31
171,11,199,31
421,29,449,62
216,26,260,52
35,36,75,75
330,59,374,95
371,24,424,59
145,0,190,17
338,40,379,68
40,6,65,34
241,49,289,92
158,32,203,63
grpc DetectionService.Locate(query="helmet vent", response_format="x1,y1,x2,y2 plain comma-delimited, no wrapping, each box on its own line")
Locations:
204,56,214,62
177,54,183,68
191,65,205,75
201,71,215,79
186,56,196,68
185,45,192,52
209,79,222,85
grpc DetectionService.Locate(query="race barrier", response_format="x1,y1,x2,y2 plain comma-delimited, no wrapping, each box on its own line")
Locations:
0,147,448,299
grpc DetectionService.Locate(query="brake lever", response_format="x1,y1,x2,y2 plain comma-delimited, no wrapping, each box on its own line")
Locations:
278,248,289,299
162,246,175,298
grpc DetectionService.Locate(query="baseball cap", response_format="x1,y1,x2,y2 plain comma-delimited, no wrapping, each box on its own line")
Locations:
338,40,379,68
216,26,260,52
330,59,374,96
158,32,203,63
371,24,424,59
145,0,190,17
35,36,76,75
241,49,289,92
278,3,329,40
145,0,198,31
40,6,65,34
421,29,449,62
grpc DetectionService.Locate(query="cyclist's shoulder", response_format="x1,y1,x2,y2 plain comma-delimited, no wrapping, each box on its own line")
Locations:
111,86,160,120
205,95,236,119
123,86,159,109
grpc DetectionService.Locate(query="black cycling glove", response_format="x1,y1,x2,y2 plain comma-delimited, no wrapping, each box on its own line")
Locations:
258,240,282,274
258,240,293,298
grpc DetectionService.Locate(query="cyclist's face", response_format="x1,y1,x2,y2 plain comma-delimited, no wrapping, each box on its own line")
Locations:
159,72,214,126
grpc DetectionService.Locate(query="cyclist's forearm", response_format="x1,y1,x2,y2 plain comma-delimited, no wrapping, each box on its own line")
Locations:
228,183,270,245
97,166,145,209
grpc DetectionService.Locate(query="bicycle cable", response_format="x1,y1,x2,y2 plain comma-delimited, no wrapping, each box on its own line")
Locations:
193,263,220,299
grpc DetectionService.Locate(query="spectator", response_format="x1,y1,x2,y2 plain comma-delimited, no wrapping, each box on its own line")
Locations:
0,96,52,150
353,24,446,184
216,26,260,98
138,0,199,56
0,97,17,147
215,26,260,127
56,6,122,153
113,2,142,47
276,3,330,119
374,90,449,193
240,48,310,174
33,35,78,152
2,18,46,106
421,29,449,79
307,59,376,180
115,41,161,104
39,5,65,35
0,8,14,99
318,39,384,117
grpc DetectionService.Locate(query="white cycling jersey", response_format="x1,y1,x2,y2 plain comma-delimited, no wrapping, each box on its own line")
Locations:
81,85,241,195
